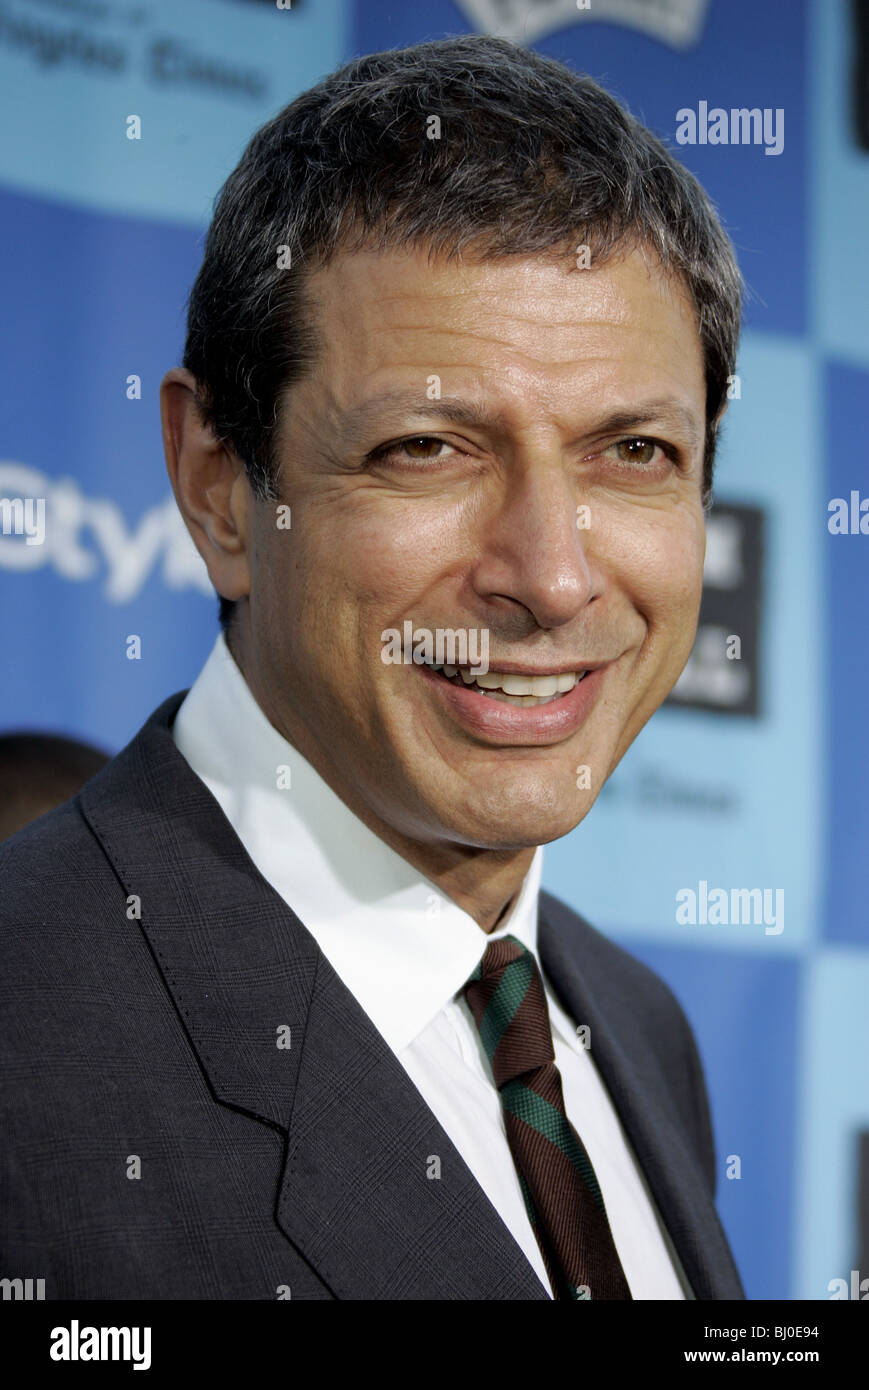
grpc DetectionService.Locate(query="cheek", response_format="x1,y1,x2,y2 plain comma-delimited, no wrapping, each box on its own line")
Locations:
606,509,705,629
304,495,469,610
255,501,466,686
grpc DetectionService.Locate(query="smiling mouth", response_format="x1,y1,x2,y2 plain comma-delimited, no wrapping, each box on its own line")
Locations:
426,663,590,707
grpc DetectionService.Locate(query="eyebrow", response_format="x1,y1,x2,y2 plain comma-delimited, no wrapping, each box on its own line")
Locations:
340,389,704,454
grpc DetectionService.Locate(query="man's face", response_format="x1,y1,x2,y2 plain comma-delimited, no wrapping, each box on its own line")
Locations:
239,243,707,851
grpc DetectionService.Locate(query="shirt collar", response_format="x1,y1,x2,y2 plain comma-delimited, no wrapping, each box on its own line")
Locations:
172,634,547,1055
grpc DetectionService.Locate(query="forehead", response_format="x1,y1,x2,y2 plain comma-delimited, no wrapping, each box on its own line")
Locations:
300,241,706,421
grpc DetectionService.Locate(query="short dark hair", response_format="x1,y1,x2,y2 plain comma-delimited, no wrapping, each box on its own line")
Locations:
182,35,744,636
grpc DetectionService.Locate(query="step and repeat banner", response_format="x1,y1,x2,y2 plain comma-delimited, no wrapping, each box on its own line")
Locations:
1,0,866,1301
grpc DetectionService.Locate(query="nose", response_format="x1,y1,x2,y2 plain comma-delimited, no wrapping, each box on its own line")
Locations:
469,453,603,631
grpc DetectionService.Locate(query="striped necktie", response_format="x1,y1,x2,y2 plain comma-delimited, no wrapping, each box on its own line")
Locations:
463,934,632,1301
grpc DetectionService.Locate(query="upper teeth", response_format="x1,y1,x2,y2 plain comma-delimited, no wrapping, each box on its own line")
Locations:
435,667,585,695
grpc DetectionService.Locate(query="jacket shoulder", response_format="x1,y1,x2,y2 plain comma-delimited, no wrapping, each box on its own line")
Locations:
1,794,115,913
0,789,144,1012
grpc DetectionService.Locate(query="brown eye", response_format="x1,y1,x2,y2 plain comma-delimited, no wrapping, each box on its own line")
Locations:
401,436,446,458
615,438,658,465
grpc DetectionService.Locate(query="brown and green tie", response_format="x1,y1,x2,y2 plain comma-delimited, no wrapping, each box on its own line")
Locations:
463,934,632,1301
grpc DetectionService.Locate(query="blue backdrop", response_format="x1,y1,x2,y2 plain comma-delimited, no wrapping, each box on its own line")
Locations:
1,0,866,1301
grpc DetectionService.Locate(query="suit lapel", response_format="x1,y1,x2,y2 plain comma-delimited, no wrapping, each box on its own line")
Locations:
275,946,547,1299
80,694,547,1301
538,893,745,1300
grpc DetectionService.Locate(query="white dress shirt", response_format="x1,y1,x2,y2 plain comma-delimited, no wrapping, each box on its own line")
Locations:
172,633,691,1299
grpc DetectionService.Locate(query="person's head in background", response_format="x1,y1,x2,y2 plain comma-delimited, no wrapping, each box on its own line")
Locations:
0,733,109,840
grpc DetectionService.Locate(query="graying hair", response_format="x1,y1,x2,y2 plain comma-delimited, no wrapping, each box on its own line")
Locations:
181,35,744,631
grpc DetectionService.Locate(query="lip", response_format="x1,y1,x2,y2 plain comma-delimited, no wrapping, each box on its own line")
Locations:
447,661,609,676
418,662,610,745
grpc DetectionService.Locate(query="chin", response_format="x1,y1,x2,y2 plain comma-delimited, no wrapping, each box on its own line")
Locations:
434,786,597,852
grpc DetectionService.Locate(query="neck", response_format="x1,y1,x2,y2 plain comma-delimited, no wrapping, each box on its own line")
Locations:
385,836,537,934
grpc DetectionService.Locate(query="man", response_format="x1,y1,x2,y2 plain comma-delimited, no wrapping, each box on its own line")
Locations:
0,35,745,1300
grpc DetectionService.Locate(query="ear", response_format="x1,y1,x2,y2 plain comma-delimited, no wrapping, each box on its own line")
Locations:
160,368,252,603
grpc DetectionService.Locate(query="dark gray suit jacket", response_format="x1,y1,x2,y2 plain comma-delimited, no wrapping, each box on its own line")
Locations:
0,692,745,1300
